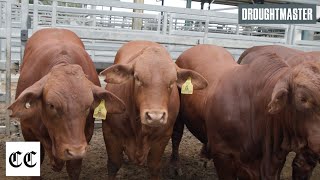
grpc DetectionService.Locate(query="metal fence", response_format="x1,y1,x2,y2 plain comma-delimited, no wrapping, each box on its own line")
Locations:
0,0,12,136
27,0,320,63
0,0,320,135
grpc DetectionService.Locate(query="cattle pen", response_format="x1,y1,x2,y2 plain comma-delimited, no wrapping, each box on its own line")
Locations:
1,0,320,179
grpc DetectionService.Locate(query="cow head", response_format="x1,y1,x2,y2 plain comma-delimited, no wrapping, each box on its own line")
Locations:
101,46,207,127
8,64,125,160
268,61,320,154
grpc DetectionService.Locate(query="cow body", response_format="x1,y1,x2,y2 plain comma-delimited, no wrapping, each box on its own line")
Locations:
9,28,125,179
100,41,207,179
240,45,320,180
171,44,320,179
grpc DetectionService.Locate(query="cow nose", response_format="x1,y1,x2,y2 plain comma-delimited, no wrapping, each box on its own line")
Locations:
64,145,87,160
146,111,165,121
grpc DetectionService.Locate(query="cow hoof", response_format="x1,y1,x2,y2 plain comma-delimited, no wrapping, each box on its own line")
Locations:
51,159,65,172
169,167,183,177
203,161,207,168
176,168,183,176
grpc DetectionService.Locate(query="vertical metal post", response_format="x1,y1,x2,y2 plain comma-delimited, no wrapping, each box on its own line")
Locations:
0,2,2,27
286,25,296,45
186,0,191,8
185,0,192,28
291,25,298,45
52,0,57,27
21,0,28,30
109,7,112,27
91,5,96,27
133,0,144,30
162,12,167,35
21,0,29,65
168,14,172,35
5,0,12,136
236,24,239,35
286,25,292,44
156,13,161,33
33,0,38,30
0,1,2,61
203,15,209,44
284,24,289,44
174,18,177,30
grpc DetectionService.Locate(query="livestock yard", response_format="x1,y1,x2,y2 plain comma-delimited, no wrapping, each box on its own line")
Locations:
1,0,320,179
1,128,320,179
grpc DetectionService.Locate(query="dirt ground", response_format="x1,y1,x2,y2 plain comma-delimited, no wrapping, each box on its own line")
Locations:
0,128,320,180
1,78,320,180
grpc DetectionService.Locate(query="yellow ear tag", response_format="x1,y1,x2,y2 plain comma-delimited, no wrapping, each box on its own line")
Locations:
93,100,107,120
181,77,193,94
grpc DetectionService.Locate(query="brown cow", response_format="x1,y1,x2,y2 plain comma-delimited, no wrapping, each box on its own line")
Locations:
100,40,208,180
8,28,125,179
237,45,304,64
171,44,320,179
239,45,320,180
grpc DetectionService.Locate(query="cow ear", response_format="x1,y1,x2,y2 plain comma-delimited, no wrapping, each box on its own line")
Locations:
91,85,126,114
268,78,290,114
8,76,47,119
100,64,133,84
176,65,208,90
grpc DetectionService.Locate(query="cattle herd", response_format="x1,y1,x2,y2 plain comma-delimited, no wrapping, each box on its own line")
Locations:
7,28,320,180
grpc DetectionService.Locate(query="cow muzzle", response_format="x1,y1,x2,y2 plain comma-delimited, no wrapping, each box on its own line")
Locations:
141,109,168,127
63,144,87,160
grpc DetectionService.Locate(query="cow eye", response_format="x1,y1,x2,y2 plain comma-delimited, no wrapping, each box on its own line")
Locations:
300,97,307,103
134,75,143,86
46,103,55,110
168,82,174,89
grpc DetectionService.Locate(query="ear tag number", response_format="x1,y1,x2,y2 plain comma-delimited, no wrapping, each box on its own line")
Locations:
181,77,193,94
93,100,107,120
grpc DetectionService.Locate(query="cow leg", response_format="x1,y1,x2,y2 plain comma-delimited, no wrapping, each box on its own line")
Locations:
22,128,44,180
40,144,45,164
148,139,168,180
170,115,184,176
40,139,65,172
213,154,237,180
200,143,210,168
106,145,123,180
292,150,318,180
66,159,83,180
85,115,94,143
104,133,123,179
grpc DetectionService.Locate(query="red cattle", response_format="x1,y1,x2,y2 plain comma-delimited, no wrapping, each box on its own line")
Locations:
100,40,208,180
8,28,125,179
239,45,320,180
171,44,320,179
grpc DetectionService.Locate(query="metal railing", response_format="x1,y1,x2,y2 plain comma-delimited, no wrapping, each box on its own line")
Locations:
26,0,320,61
1,0,319,68
0,0,12,136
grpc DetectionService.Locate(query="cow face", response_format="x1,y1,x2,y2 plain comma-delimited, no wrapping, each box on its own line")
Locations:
101,47,207,127
268,61,320,154
8,64,125,160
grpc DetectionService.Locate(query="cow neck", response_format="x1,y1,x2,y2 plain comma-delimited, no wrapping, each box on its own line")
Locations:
261,71,305,157
245,56,294,155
